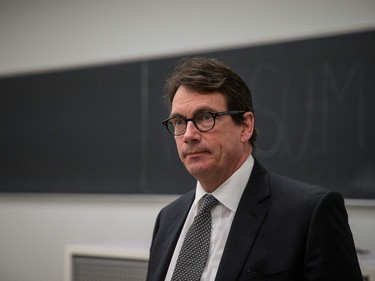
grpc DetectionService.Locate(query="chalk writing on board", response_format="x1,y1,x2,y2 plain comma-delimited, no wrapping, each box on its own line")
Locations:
251,62,365,161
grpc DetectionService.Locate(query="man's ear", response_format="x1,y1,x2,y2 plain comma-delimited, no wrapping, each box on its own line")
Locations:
241,112,255,143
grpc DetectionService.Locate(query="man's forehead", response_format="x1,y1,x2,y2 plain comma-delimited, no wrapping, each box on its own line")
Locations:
171,90,227,116
172,87,226,105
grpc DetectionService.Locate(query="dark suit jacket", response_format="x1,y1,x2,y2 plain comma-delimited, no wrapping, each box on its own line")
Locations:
146,159,362,281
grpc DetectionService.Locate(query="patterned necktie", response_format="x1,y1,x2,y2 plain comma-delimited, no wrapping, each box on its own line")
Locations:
171,194,219,281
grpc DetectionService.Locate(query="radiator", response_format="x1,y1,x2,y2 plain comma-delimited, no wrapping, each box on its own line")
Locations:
66,245,149,281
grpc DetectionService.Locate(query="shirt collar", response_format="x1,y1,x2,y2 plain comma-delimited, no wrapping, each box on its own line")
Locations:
195,155,254,213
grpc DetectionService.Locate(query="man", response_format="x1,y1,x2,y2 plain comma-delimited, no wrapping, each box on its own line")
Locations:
146,57,362,281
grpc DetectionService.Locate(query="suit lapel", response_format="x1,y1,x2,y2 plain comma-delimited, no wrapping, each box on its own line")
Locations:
215,160,270,281
153,191,195,280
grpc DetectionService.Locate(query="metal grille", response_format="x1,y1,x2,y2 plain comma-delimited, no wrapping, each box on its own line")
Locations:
72,255,148,281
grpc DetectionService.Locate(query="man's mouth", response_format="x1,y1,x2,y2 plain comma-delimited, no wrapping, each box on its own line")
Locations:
184,151,208,158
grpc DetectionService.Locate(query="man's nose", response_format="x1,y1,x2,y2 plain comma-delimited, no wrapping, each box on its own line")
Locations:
183,120,201,142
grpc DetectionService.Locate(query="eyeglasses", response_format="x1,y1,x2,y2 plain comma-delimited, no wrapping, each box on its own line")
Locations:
162,110,245,136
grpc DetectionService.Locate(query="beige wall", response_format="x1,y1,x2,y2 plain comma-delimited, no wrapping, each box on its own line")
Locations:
1,0,375,77
1,1,375,281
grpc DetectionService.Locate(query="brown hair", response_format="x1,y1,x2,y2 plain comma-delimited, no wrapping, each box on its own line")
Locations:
165,57,257,147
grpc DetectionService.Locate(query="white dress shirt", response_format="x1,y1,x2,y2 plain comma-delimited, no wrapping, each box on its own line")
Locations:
165,155,254,281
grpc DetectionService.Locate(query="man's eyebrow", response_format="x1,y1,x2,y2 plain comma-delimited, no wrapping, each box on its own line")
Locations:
170,106,218,118
193,106,216,114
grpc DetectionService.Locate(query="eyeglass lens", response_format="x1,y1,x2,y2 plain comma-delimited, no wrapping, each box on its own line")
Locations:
167,112,215,135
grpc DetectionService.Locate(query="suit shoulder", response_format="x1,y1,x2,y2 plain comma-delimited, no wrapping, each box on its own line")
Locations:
159,190,195,215
271,172,332,194
268,173,343,210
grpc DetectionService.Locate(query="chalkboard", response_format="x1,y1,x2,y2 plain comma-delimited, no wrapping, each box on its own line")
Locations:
1,30,374,198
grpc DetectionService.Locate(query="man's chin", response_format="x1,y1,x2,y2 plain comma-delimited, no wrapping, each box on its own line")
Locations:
185,163,210,178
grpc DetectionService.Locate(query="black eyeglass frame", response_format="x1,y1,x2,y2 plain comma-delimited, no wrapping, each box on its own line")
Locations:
162,110,246,136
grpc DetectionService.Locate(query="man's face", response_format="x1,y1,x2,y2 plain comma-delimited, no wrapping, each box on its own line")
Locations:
170,86,253,188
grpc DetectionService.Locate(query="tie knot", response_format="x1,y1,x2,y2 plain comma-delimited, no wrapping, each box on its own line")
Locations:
201,194,219,213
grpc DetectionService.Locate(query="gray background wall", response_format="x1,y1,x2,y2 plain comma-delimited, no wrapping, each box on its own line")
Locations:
0,1,375,281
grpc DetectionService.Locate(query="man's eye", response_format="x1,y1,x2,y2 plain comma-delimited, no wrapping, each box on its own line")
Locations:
201,112,213,121
172,118,184,126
